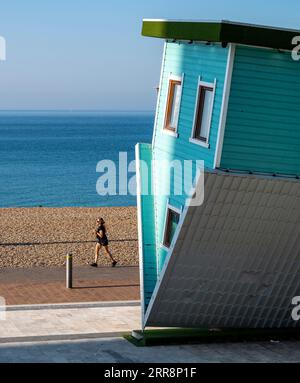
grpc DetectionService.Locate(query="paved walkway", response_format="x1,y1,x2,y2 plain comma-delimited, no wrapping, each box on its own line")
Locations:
0,301,299,362
0,266,140,305
1,267,299,363
0,301,141,343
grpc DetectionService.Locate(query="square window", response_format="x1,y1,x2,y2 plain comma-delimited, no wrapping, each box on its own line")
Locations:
163,207,180,248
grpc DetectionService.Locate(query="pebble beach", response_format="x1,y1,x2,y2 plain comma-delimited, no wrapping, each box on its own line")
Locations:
0,207,138,268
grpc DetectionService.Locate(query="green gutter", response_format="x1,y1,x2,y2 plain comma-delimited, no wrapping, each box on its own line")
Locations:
142,20,222,43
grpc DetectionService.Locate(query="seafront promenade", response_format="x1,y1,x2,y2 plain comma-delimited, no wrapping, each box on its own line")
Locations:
0,301,141,344
0,265,140,305
0,265,299,363
0,312,299,363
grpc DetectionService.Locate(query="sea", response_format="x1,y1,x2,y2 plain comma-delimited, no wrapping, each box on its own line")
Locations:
0,111,154,208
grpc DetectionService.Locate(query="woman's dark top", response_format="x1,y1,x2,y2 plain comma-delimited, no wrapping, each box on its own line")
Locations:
96,224,108,246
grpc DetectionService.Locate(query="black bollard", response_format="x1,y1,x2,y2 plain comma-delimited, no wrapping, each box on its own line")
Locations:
66,253,73,289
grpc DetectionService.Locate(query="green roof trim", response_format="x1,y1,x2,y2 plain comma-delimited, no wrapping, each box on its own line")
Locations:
142,19,300,51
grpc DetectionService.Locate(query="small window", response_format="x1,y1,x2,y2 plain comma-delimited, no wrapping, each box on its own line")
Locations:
191,80,216,147
163,206,180,249
164,75,183,133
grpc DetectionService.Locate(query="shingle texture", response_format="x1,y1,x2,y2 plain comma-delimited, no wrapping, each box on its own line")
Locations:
146,172,300,328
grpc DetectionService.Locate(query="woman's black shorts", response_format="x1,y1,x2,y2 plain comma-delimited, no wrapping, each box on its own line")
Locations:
97,238,108,246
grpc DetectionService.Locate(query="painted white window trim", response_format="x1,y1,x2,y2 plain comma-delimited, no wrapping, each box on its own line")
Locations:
169,73,182,83
214,43,236,169
160,243,171,252
189,137,209,148
162,129,179,138
161,201,182,251
190,77,217,147
163,72,184,136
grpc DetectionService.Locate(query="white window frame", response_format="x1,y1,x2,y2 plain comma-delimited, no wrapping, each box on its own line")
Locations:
162,73,184,138
161,202,182,251
190,77,217,149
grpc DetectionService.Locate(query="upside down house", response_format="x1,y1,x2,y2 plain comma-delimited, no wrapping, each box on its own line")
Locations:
135,20,300,329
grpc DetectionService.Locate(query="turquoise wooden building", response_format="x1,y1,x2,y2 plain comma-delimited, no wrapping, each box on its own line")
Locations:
136,20,300,329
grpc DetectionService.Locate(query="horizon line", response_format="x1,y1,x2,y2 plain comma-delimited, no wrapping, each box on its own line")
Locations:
0,109,155,113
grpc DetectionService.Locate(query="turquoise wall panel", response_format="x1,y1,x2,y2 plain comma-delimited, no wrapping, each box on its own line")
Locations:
221,46,300,175
137,143,157,310
152,42,228,273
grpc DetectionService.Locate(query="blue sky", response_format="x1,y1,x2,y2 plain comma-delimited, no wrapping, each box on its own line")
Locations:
0,0,299,111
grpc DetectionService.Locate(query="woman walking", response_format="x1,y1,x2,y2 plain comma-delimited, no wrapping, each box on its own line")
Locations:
91,218,117,267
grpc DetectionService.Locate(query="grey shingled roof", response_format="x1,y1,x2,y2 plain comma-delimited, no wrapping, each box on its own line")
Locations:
145,171,300,328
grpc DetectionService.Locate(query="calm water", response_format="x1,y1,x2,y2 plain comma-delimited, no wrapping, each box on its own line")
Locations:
0,111,154,207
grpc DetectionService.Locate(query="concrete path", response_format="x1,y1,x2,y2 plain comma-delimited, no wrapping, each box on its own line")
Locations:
0,337,299,363
0,301,140,343
0,301,299,362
